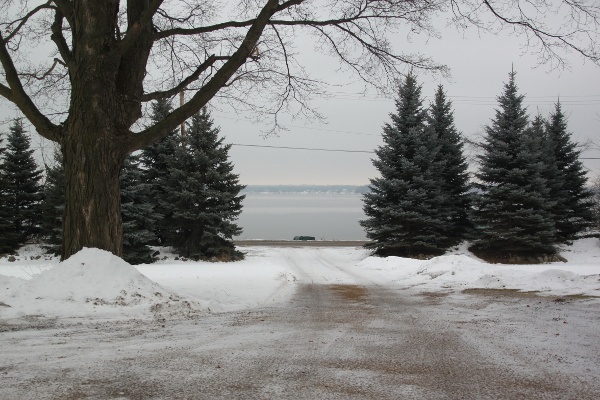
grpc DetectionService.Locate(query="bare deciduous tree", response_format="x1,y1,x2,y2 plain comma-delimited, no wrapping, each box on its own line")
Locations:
0,0,598,260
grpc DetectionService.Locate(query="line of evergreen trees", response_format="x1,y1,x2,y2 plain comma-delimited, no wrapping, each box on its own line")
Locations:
0,105,245,264
361,72,595,262
1,73,596,264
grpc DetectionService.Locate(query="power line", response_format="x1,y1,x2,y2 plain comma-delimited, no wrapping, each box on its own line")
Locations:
231,143,374,154
214,113,377,136
232,143,600,159
330,90,600,99
317,90,600,106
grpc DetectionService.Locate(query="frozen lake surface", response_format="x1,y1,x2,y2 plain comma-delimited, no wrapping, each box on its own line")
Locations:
235,193,367,240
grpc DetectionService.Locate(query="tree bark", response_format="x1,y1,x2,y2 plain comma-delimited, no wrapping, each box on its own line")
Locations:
60,0,130,260
61,63,129,260
61,129,126,260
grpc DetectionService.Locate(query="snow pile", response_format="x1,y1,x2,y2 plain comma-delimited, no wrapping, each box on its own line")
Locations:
0,248,204,320
357,238,600,296
556,237,600,264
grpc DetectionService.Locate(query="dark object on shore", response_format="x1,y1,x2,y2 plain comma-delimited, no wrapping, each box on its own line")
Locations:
293,236,316,241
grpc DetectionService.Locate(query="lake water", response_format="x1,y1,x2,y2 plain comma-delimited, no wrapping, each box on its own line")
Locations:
235,193,367,240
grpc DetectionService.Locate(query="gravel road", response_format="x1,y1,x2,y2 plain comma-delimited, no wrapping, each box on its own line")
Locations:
2,251,599,399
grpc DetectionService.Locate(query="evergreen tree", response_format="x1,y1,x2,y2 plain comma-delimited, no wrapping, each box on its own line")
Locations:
426,85,472,242
164,108,245,260
527,114,561,198
139,99,180,244
121,154,160,264
360,73,452,258
545,102,594,243
591,175,600,233
2,119,43,248
0,135,18,254
471,73,556,261
39,149,65,255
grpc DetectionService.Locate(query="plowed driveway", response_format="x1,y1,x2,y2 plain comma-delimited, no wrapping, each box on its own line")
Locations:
2,249,599,399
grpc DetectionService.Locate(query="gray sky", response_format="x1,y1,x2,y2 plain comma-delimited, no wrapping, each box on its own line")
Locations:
1,12,598,186
216,28,600,185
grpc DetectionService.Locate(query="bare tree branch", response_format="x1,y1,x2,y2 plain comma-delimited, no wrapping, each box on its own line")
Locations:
113,0,164,58
481,0,599,62
0,32,61,142
3,1,54,43
51,7,73,66
154,18,256,40
52,0,75,27
141,54,229,101
18,57,66,81
154,0,304,40
129,0,280,151
1,0,599,148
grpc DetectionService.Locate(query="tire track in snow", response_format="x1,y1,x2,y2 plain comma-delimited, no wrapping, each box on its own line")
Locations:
277,247,375,286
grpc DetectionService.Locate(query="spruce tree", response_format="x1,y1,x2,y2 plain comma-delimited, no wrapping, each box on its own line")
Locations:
360,73,452,258
591,175,600,233
121,154,160,264
471,73,556,261
2,119,43,248
426,85,471,242
528,114,561,198
545,102,594,243
139,99,180,244
39,149,65,255
165,108,245,261
0,135,18,254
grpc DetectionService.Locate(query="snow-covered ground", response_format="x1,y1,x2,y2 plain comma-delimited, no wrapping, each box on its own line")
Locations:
1,239,599,322
2,240,600,399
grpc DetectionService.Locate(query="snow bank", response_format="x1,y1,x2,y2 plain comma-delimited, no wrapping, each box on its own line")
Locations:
138,247,298,313
0,248,204,320
1,239,598,322
356,239,600,296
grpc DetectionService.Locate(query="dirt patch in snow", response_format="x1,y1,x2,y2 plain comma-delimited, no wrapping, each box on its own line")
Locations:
462,288,600,300
328,284,368,303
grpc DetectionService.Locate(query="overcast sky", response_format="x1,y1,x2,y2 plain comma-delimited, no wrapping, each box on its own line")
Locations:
1,11,598,187
216,26,600,186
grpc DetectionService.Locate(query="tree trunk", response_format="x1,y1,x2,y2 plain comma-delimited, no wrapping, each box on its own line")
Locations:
61,125,127,260
60,64,129,260
59,0,133,260
60,50,130,260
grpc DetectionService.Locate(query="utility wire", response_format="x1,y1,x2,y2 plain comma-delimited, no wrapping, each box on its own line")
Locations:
231,143,600,159
214,113,377,136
